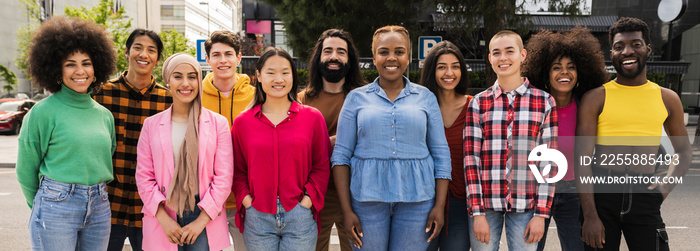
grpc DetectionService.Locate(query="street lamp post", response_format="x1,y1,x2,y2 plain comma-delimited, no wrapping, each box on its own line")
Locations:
199,1,210,36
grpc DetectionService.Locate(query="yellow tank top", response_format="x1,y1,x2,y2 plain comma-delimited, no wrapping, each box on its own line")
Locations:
597,80,667,146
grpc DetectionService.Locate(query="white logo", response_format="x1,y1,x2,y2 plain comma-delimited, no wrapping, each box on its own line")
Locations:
527,144,567,183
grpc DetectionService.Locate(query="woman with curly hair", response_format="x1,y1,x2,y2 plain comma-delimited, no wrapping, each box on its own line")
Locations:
16,16,117,250
420,41,472,251
522,26,609,251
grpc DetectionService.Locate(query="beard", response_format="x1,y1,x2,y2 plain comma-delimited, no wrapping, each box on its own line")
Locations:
614,55,647,79
319,59,350,83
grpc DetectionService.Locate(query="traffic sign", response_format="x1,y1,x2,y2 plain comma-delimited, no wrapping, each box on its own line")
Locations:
418,36,442,61
196,39,207,62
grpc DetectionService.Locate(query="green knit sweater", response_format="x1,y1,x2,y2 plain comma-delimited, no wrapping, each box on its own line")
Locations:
16,86,116,208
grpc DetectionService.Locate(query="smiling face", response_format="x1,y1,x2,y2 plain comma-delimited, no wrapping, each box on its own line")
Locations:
126,35,159,77
319,37,350,83
611,31,650,80
169,64,199,105
206,42,241,80
435,53,462,91
257,55,294,101
488,35,526,78
61,51,95,93
549,56,578,96
373,32,410,85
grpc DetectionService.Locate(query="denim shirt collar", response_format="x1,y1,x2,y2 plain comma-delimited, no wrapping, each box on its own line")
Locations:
365,76,419,102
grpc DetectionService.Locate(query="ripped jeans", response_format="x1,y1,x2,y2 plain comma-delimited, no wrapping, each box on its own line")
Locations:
29,177,111,251
584,166,669,251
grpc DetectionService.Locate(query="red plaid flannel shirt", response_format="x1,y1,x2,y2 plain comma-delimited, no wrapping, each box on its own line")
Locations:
464,79,557,217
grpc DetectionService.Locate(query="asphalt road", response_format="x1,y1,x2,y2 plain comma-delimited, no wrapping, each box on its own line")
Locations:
2,133,699,250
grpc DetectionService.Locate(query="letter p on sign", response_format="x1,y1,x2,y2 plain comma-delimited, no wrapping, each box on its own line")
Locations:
418,36,442,61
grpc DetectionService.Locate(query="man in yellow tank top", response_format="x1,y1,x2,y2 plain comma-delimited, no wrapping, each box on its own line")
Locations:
576,17,690,251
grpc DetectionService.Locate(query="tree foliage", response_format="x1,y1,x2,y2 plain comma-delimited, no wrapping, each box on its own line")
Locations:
261,0,430,60
156,29,197,84
433,0,585,84
15,0,195,86
15,0,42,78
0,64,18,93
64,0,132,73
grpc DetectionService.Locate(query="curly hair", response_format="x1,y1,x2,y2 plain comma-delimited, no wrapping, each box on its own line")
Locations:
305,29,366,99
28,16,116,93
523,26,609,100
419,41,469,99
609,17,651,46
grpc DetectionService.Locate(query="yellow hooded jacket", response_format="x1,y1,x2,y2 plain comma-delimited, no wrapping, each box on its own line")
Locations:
201,72,255,211
202,72,255,127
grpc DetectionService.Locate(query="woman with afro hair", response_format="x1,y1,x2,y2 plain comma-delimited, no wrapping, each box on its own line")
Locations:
522,26,609,251
16,16,117,250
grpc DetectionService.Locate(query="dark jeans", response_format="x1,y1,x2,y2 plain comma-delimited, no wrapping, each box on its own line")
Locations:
538,180,584,251
583,166,669,251
177,195,209,251
426,193,471,251
107,225,142,251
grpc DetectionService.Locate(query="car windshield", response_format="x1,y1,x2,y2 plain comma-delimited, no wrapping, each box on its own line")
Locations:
0,101,21,112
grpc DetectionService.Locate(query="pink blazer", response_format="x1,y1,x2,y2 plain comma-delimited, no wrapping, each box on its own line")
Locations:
136,107,233,251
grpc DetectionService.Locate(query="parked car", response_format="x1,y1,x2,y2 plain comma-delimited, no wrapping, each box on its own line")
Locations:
0,98,36,135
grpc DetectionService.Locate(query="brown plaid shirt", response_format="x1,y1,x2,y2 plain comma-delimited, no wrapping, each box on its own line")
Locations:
93,72,172,227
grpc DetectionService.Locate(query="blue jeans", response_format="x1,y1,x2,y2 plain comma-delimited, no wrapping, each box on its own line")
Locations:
107,225,142,251
538,181,584,251
29,177,111,251
468,210,537,251
177,195,209,251
243,199,317,251
350,198,433,251
426,193,471,251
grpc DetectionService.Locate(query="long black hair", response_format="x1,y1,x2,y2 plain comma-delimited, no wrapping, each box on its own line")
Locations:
249,47,300,108
305,29,366,99
419,41,469,101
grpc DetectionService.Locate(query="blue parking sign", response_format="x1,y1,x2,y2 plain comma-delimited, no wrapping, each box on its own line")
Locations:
196,39,207,62
418,36,442,61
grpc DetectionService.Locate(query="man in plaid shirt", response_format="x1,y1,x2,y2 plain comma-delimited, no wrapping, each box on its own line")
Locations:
93,29,172,251
465,30,557,251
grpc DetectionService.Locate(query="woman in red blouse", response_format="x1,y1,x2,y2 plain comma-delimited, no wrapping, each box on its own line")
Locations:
231,47,331,251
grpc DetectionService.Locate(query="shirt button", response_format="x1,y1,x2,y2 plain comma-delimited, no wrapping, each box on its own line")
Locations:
287,112,291,114
392,138,395,141
161,186,165,192
391,125,394,128
392,151,396,154
391,112,395,115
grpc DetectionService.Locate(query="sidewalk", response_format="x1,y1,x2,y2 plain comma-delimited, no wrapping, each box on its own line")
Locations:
0,135,18,168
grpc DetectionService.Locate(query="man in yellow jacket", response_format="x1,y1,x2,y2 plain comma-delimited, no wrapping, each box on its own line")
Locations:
204,30,255,250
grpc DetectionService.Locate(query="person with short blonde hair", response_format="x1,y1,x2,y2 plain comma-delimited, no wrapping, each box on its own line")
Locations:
465,30,558,251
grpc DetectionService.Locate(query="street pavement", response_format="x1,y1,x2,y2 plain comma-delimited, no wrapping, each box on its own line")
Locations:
2,117,700,250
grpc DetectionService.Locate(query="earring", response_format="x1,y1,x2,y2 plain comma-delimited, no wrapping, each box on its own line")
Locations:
57,80,63,85
576,82,579,88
